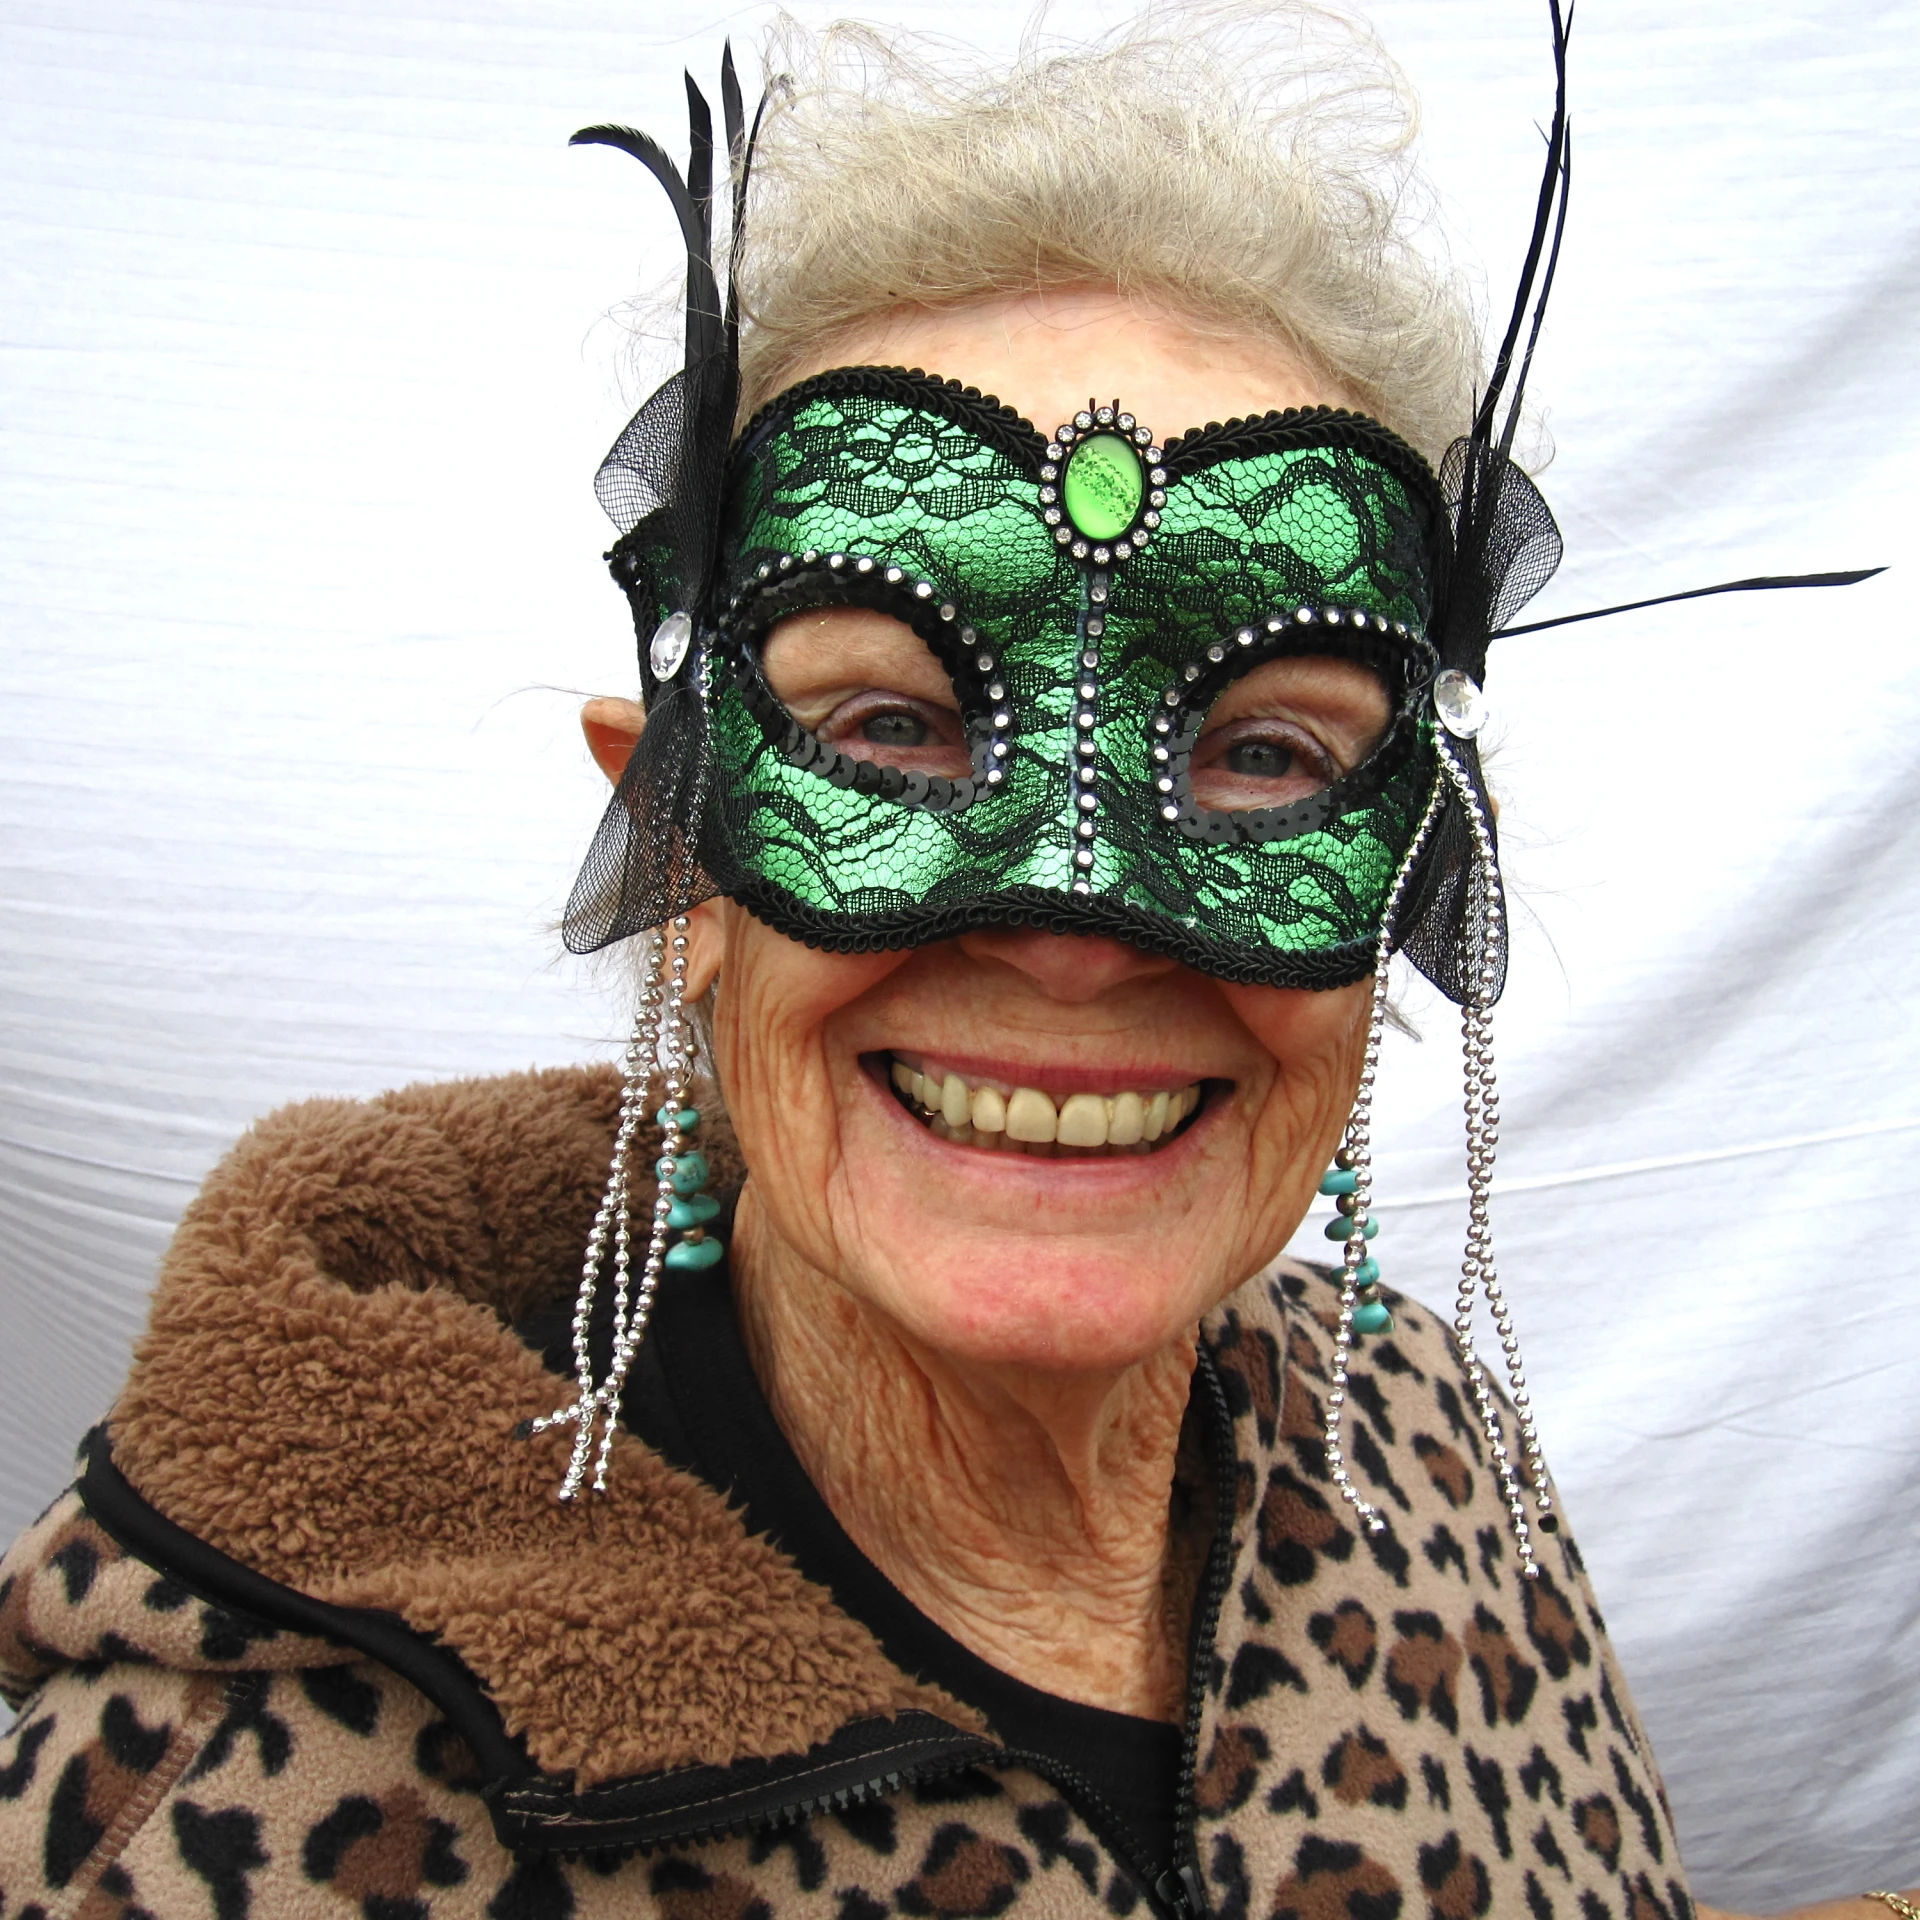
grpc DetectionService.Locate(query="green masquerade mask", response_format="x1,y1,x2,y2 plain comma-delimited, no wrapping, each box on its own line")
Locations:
613,368,1450,989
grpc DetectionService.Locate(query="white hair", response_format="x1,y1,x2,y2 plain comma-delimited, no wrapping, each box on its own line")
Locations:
732,2,1481,461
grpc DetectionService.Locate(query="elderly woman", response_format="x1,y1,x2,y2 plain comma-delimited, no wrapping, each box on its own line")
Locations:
0,10,1906,1920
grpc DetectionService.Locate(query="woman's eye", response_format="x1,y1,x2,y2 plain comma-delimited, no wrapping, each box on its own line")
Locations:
861,710,930,748
1189,721,1342,812
1222,739,1295,779
1187,653,1391,814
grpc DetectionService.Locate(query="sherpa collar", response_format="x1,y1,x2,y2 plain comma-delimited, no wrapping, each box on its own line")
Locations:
88,1066,977,1809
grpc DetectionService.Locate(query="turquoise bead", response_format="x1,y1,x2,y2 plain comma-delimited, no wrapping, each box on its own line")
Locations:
657,1106,701,1134
658,1150,709,1195
668,1191,721,1230
1353,1255,1379,1287
1351,1299,1394,1336
665,1234,724,1270
1318,1168,1358,1196
1323,1214,1379,1241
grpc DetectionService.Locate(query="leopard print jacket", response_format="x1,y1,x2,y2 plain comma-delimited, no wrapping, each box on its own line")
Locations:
0,1066,1693,1920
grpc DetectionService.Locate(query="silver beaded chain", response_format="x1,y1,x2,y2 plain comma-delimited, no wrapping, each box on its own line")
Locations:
1322,747,1555,1577
1437,740,1554,1575
1322,773,1448,1537
529,915,696,1500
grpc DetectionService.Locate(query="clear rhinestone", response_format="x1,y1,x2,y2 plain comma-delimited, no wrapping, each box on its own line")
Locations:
1072,879,1092,895
1182,663,1201,681
802,549,820,563
777,553,795,570
1044,508,1063,526
1075,410,1093,429
1074,849,1095,867
1055,527,1073,545
915,580,934,598
1081,648,1099,667
1149,468,1166,485
993,709,1012,729
1071,540,1089,558
986,767,1004,784
1235,627,1255,646
856,556,875,573
940,603,957,621
1079,681,1097,699
1077,793,1097,812
1206,644,1226,663
828,553,846,569
1093,546,1110,565
885,565,903,583
1046,443,1063,460
973,648,991,668
1295,605,1315,623
1118,412,1135,430
1433,668,1489,738
1161,804,1180,821
1090,582,1108,603
1039,486,1057,503
1077,819,1095,838
987,680,1005,700
1095,405,1113,424
649,610,693,682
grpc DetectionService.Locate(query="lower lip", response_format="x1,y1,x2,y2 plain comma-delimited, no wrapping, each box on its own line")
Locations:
858,1055,1213,1188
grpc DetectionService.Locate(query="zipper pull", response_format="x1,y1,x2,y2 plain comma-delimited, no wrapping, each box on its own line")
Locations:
1154,1863,1210,1917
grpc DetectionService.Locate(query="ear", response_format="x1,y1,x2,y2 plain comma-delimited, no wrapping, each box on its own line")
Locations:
581,696,646,786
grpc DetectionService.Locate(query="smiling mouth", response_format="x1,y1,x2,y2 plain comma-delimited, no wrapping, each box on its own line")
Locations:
884,1051,1205,1158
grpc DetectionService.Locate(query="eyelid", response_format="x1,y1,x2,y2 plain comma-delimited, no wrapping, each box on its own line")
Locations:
1194,714,1342,779
815,688,966,744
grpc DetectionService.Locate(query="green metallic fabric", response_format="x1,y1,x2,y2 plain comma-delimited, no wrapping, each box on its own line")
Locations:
639,368,1448,988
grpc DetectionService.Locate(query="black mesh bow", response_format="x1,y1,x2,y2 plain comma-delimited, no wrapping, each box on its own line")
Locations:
563,53,764,952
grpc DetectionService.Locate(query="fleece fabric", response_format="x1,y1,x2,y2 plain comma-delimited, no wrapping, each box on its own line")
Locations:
0,1066,1693,1920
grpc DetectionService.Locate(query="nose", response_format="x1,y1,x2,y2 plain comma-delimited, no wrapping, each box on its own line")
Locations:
952,925,1179,1003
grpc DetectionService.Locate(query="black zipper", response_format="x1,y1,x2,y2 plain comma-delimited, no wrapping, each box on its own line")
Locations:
1164,1344,1239,1917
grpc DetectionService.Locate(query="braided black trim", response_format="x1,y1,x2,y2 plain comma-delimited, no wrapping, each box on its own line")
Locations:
718,875,1379,991
1160,405,1445,513
734,365,1049,473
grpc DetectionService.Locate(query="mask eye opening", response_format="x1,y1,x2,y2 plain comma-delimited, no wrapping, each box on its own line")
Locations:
1147,604,1435,845
715,549,1013,812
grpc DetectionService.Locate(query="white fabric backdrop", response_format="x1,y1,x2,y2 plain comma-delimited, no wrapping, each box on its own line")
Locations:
2,0,1914,1906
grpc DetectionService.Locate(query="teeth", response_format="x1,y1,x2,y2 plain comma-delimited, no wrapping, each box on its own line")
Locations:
1056,1093,1108,1148
941,1072,971,1128
889,1055,1204,1156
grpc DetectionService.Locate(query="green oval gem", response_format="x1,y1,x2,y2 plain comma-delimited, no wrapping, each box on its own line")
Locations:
1061,433,1144,542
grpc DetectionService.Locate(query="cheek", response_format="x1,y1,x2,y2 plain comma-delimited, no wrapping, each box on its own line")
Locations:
707,906,906,1254
1222,979,1370,1232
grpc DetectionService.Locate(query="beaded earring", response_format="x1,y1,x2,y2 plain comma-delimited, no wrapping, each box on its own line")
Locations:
1320,746,1556,1578
527,915,723,1499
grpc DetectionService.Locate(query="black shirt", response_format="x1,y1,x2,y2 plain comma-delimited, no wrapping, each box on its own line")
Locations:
522,1257,1199,1892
